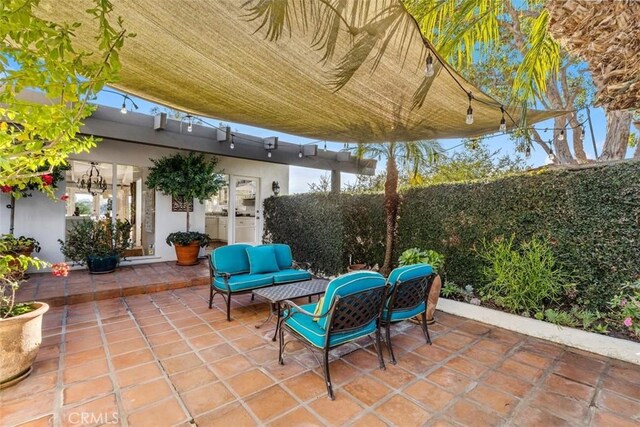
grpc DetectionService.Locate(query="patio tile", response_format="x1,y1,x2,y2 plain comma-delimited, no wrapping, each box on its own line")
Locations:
127,397,188,427
1,370,57,402
483,371,533,398
308,391,363,425
467,384,520,416
529,390,590,421
596,389,640,420
427,367,473,394
343,375,392,406
448,399,503,426
370,363,417,389
268,407,324,426
396,352,435,375
554,361,602,386
445,356,489,378
61,394,119,427
199,343,238,363
1,391,55,425
63,358,110,384
607,360,640,385
209,354,253,379
591,409,638,427
403,380,455,411
282,371,327,402
375,394,432,426
234,334,271,352
511,349,554,369
170,365,218,393
227,369,275,398
263,359,307,382
496,359,544,383
462,347,504,366
110,348,154,370
63,375,113,405
313,359,360,386
601,375,640,402
153,340,193,359
413,343,452,362
107,336,148,356
432,332,476,351
121,378,174,412
115,361,165,389
245,385,298,422
181,382,235,415
512,405,574,427
246,346,280,365
161,352,203,375
15,414,53,427
542,373,596,401
351,413,388,427
194,402,256,426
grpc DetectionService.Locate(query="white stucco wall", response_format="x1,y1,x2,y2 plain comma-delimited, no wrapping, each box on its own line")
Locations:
1,139,290,268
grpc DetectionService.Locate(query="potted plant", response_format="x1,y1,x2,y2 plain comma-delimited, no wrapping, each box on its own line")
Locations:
398,248,445,324
59,219,132,274
0,242,67,388
146,152,225,265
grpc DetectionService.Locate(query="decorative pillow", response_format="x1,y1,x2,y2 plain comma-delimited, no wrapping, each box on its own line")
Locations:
313,297,324,322
246,246,280,274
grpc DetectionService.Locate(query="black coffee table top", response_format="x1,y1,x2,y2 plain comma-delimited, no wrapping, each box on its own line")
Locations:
252,279,329,303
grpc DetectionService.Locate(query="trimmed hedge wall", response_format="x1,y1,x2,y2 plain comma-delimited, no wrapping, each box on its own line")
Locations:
263,193,385,275
264,162,640,311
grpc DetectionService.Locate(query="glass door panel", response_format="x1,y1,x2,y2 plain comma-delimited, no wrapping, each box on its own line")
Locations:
233,177,259,244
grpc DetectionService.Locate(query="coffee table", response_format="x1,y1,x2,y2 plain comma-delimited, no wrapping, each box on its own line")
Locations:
253,278,329,341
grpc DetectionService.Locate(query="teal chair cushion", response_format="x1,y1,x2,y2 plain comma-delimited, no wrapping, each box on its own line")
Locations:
382,301,425,322
213,273,273,292
316,271,385,330
246,246,280,274
259,244,294,270
272,268,312,284
387,264,433,289
211,244,253,275
285,303,378,348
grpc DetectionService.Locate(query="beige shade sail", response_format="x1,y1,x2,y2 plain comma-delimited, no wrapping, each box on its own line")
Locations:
38,0,560,143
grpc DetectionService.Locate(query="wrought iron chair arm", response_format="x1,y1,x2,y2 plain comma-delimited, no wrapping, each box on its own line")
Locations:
281,299,331,321
212,271,232,291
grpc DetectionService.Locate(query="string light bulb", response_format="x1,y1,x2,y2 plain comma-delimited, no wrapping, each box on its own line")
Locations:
525,145,531,158
267,151,272,158
424,53,434,77
465,93,474,125
323,141,327,152
120,101,127,114
499,106,507,132
581,127,586,139
187,116,193,133
298,145,303,158
230,141,235,150
558,129,565,141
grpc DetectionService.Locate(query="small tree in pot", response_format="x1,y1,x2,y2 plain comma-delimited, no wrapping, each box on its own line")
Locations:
146,152,225,265
59,219,132,274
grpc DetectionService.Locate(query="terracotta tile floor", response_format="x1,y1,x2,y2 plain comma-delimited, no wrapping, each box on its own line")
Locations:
16,262,209,307
2,287,640,427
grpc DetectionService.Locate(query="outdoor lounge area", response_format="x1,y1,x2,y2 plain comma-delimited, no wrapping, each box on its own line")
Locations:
2,285,639,426
2,0,640,426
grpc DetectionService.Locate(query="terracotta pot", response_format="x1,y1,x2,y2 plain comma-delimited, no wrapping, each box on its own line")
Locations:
347,263,368,273
0,302,49,389
174,241,201,266
426,274,442,324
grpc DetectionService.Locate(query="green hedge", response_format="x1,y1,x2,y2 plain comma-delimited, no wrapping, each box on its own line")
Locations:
264,162,640,311
263,193,385,276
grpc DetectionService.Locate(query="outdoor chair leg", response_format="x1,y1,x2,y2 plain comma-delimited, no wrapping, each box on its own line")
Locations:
226,293,232,322
421,312,432,344
375,327,386,370
278,320,285,365
385,322,397,365
251,294,255,301
208,286,214,309
323,348,334,400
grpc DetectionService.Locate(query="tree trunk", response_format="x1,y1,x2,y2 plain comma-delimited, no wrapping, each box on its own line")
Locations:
381,155,399,276
552,117,577,164
600,110,633,161
9,195,16,235
186,198,190,232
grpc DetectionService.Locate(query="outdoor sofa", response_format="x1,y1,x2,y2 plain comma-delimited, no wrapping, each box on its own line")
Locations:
208,243,312,320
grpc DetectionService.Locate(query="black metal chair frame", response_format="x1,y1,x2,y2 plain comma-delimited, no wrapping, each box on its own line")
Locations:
382,273,436,364
278,285,388,400
207,253,311,321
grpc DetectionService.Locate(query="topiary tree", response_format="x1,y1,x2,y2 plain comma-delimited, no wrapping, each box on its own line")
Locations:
146,152,226,232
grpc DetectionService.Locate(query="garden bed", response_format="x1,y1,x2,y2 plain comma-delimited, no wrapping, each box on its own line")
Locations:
437,298,640,365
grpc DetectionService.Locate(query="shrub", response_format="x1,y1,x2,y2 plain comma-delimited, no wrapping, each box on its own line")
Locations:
398,248,445,273
609,281,640,337
478,236,567,314
59,219,132,265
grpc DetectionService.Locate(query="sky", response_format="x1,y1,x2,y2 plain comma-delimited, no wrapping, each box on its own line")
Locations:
94,89,619,194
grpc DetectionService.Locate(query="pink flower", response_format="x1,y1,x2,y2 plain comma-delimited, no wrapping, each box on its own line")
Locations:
1,185,12,193
41,174,54,186
623,317,633,327
621,299,627,307
60,194,69,201
51,262,69,277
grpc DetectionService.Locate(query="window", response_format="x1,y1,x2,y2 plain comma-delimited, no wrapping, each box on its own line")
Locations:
65,160,156,257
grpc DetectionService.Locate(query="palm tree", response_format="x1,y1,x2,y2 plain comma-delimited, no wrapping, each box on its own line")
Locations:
406,0,633,162
352,140,443,275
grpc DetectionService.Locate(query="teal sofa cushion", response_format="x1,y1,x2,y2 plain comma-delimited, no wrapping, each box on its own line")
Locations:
259,244,294,270
246,246,280,274
211,244,253,275
387,264,433,289
284,303,378,348
272,268,312,284
382,302,425,322
213,273,273,292
316,271,385,330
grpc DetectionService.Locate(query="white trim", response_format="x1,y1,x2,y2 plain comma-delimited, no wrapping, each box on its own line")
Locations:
437,298,640,366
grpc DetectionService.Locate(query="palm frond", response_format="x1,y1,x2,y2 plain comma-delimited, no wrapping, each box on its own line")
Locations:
243,0,311,41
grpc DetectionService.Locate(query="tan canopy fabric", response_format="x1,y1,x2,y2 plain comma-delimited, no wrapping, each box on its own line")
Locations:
39,0,560,143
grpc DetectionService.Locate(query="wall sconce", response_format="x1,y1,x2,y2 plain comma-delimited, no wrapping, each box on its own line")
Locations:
272,181,281,196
